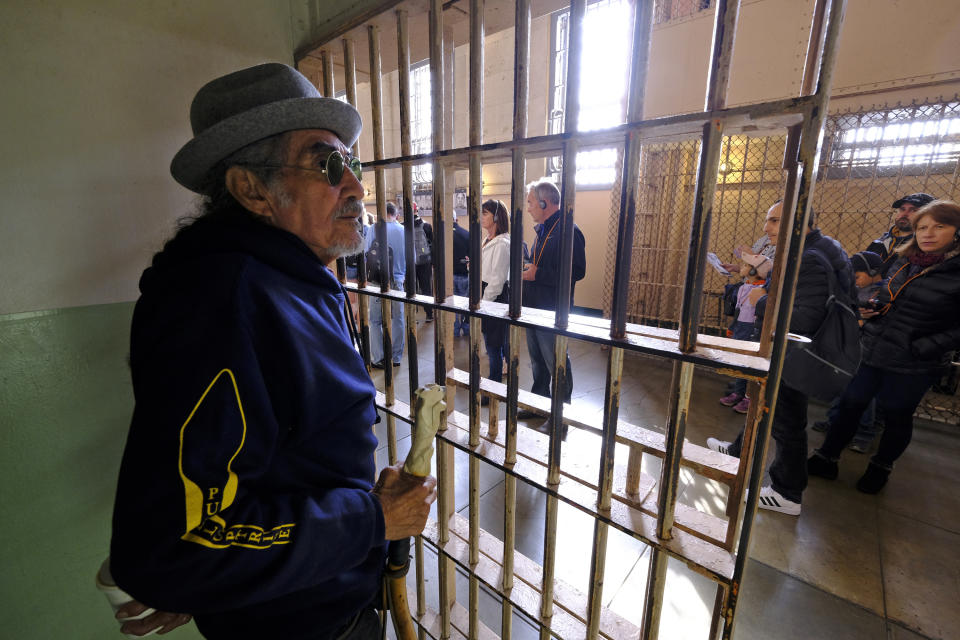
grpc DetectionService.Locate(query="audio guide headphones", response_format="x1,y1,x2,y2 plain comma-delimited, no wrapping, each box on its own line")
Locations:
539,199,547,210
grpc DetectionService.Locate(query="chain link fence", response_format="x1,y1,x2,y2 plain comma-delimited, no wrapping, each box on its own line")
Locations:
605,97,960,424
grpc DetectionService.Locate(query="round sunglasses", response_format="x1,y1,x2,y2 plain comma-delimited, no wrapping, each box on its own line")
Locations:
252,149,363,186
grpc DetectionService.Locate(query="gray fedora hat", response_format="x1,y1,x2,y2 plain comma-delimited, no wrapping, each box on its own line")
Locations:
170,63,362,194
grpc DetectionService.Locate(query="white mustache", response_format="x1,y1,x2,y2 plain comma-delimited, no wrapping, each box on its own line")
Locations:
335,200,366,219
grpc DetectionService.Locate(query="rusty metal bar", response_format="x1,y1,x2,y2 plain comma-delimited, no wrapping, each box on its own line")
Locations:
609,0,655,339
705,0,739,112
539,493,559,640
723,1,848,637
342,39,358,150
320,49,334,97
430,0,448,387
541,3,585,633
367,23,398,465
467,4,484,637
641,549,669,640
502,3,529,633
397,9,421,405
586,345,624,639
644,2,741,638
608,0,654,518
429,3,455,637
416,535,426,640
340,37,371,365
360,93,817,172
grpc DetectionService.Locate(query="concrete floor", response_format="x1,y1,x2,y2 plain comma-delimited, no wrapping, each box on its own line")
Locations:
370,315,959,640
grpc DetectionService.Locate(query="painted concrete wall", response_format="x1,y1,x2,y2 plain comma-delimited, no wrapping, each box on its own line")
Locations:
0,2,297,638
1,0,295,316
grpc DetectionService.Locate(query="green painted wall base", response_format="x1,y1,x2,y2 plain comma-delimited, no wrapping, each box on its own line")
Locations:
0,303,203,639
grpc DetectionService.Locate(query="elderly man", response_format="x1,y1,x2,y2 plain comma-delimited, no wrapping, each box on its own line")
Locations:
109,63,436,639
518,179,586,435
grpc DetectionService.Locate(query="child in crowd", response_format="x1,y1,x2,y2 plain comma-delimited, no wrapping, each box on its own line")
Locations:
719,252,772,414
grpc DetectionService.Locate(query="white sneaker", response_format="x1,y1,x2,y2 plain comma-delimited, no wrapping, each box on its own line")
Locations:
706,437,732,455
757,486,801,516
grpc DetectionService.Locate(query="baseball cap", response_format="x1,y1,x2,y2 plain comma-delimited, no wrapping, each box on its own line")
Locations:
892,193,934,209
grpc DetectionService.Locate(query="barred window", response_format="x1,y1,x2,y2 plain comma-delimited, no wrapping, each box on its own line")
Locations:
548,0,632,187
827,102,960,176
410,60,433,185
654,0,712,25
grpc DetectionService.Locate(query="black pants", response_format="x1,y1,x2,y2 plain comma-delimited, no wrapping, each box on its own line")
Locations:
818,363,937,469
333,606,381,640
727,381,809,503
415,263,433,318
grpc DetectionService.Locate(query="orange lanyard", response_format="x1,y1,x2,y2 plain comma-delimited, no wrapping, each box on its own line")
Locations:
533,217,562,268
880,262,926,313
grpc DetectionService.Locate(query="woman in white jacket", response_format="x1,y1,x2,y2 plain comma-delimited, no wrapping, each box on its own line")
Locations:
480,199,511,384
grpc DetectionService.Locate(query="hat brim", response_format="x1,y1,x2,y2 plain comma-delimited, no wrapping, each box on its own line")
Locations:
170,96,362,194
892,196,933,209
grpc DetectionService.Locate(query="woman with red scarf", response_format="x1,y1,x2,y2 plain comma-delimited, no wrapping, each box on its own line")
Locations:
809,201,960,493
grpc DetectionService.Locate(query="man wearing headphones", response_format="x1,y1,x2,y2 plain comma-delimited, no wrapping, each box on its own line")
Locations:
518,178,586,435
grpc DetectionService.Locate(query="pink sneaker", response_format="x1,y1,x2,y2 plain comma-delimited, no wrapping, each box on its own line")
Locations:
733,396,751,414
719,392,743,407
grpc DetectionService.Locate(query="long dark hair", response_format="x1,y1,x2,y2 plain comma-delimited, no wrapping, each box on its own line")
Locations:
152,134,290,268
482,199,509,236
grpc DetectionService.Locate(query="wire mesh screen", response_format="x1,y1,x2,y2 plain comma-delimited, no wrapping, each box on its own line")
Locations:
614,97,960,423
623,134,787,332
654,0,713,25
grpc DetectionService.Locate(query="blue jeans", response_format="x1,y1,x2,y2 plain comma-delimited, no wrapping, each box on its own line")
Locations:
526,327,573,403
453,274,469,335
369,280,405,364
729,320,755,397
819,363,937,468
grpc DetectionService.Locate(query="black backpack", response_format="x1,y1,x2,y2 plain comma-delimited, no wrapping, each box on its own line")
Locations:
365,233,394,286
413,220,431,266
781,248,861,401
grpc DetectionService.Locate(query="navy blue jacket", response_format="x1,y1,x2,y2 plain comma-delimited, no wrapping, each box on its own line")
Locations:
522,209,586,311
111,212,384,639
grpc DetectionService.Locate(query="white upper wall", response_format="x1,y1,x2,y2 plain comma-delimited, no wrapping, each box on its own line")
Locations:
0,0,295,315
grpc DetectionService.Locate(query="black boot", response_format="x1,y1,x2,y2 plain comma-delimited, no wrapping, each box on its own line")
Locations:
807,451,839,480
856,461,891,494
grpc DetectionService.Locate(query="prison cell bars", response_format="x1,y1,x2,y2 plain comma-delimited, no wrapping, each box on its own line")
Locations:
590,3,655,638
501,1,530,639
301,0,849,636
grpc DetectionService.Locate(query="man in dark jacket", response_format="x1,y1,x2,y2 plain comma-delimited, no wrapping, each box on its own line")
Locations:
519,178,586,427
412,204,434,320
108,63,436,639
867,192,934,277
452,209,471,336
708,206,854,516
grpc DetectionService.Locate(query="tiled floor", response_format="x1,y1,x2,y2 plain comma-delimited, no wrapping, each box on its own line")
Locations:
371,316,958,640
